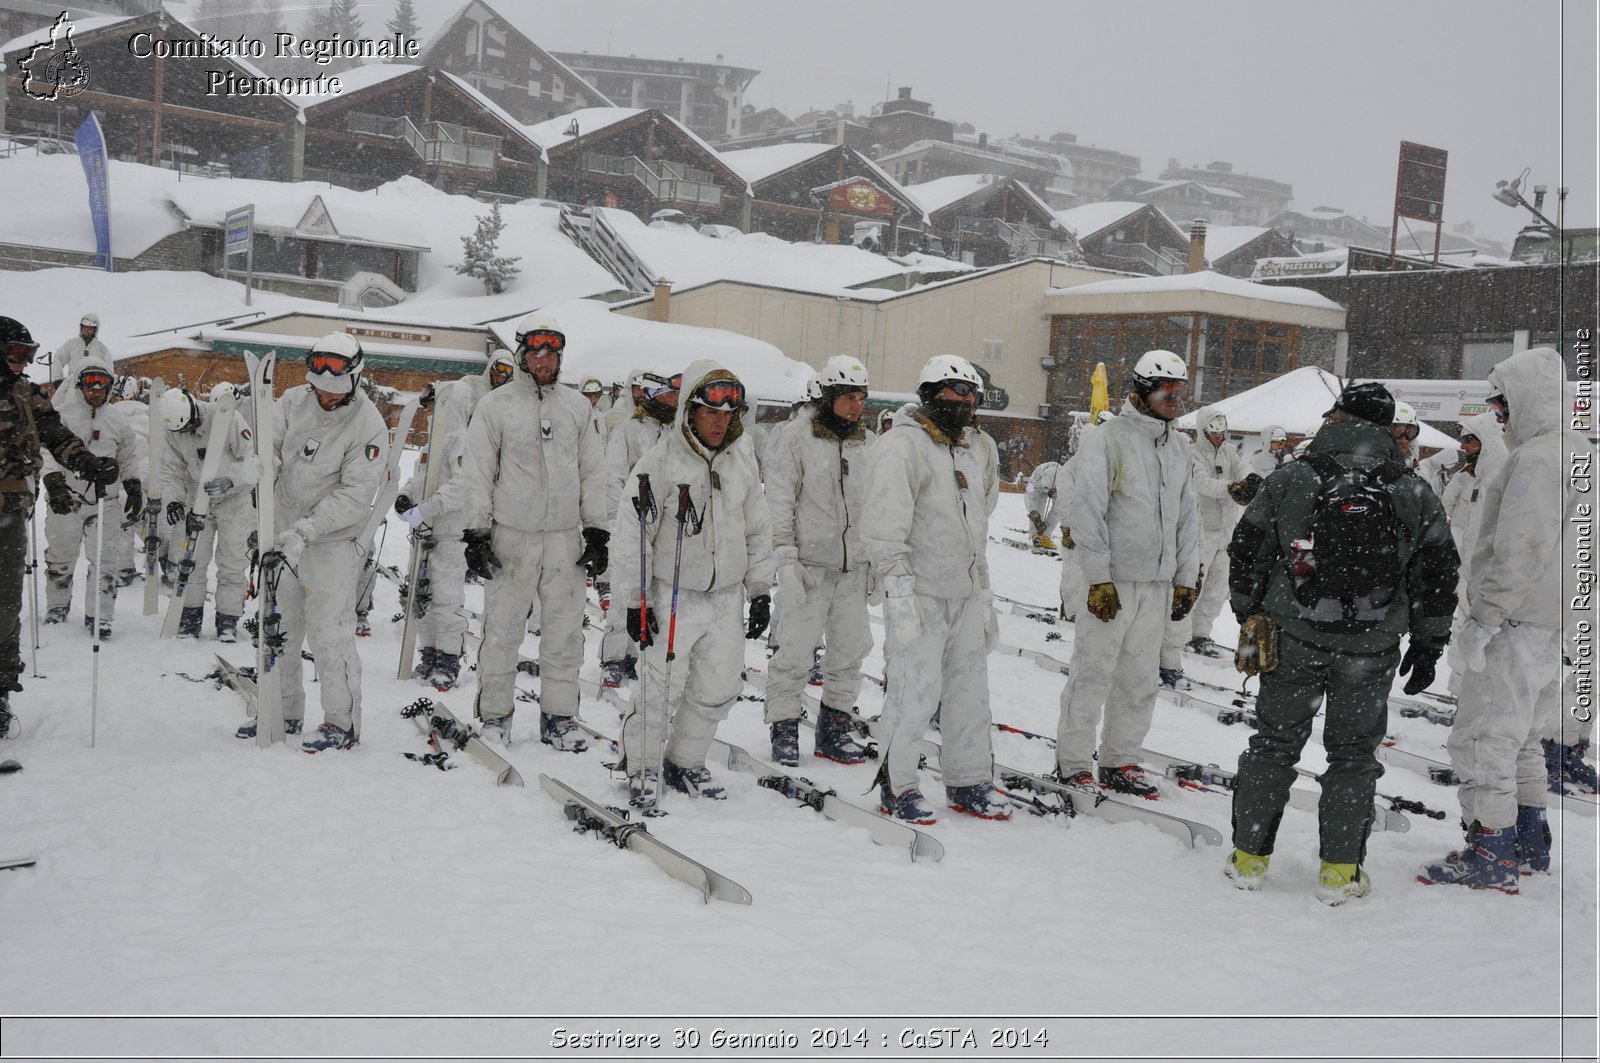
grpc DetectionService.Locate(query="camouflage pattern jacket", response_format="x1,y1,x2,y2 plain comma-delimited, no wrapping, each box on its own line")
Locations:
0,370,93,515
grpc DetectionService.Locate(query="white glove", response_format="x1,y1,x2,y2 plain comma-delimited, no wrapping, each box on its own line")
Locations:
273,528,306,569
1454,618,1498,675
882,573,921,648
401,506,425,529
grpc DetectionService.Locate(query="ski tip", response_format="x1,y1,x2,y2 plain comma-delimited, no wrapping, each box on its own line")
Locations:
0,759,21,775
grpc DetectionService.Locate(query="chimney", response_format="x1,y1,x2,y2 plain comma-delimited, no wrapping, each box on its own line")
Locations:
978,132,988,150
898,86,912,100
1186,219,1207,273
652,278,672,322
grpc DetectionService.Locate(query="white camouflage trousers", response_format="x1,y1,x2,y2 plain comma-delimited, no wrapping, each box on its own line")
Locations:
474,526,585,720
1190,538,1231,643
1057,579,1167,777
882,593,994,795
45,505,131,621
1448,621,1562,828
276,538,363,734
621,582,745,772
180,494,254,617
766,566,872,723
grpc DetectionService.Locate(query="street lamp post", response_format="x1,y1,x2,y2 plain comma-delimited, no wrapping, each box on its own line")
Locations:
1493,171,1570,353
566,118,583,206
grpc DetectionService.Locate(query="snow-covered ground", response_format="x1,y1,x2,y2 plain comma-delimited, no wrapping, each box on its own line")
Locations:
1,476,1594,1058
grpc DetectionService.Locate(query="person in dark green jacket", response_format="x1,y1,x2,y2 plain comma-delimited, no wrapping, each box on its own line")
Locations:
1223,381,1459,904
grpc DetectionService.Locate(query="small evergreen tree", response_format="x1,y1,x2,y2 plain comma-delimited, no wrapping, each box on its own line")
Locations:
454,203,521,295
386,0,421,39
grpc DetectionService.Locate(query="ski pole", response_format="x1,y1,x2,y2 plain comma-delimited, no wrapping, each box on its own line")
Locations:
26,499,41,678
90,482,105,748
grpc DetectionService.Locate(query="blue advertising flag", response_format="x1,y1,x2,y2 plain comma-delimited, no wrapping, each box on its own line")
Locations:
74,113,112,272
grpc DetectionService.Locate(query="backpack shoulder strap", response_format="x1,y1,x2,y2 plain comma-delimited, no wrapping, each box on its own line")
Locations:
1301,451,1340,481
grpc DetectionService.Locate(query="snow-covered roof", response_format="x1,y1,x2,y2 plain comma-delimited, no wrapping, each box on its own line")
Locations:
416,0,613,108
437,71,546,154
0,154,190,256
523,106,748,193
1047,269,1347,330
1202,225,1277,263
1175,365,1456,447
1050,269,1344,312
1137,178,1243,200
717,142,835,183
167,181,429,251
1054,202,1154,241
295,62,419,108
485,297,811,402
906,174,1002,215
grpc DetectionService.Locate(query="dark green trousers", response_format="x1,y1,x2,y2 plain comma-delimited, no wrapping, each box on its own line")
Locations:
0,509,28,693
1231,630,1401,864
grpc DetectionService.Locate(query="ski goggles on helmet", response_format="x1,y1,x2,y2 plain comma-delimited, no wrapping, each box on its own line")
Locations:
78,371,115,391
938,379,982,400
1390,423,1420,443
641,371,682,399
516,329,565,354
1487,393,1508,425
488,357,516,385
305,350,358,375
690,379,744,410
4,339,38,365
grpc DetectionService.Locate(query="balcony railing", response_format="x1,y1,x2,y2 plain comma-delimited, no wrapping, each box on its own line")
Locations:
585,152,723,207
956,217,1079,262
346,113,500,170
1099,240,1187,275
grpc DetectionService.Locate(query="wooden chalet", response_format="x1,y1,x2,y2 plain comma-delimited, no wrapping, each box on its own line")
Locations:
530,107,746,227
912,174,1077,267
419,0,610,126
300,65,544,198
1,9,300,179
1055,202,1190,276
720,142,917,247
1202,225,1298,278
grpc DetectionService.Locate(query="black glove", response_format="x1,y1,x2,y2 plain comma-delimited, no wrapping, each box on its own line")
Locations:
745,594,771,641
185,511,206,537
627,605,658,648
576,527,609,578
76,453,119,487
165,500,186,527
463,528,501,579
1398,641,1444,696
122,479,144,521
393,494,414,515
43,472,76,515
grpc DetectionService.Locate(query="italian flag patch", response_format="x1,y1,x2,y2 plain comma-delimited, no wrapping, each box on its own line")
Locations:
365,444,380,461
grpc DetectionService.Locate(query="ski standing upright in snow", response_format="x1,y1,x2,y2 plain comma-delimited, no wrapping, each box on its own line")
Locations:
142,378,166,616
247,352,285,746
160,387,235,639
397,395,445,680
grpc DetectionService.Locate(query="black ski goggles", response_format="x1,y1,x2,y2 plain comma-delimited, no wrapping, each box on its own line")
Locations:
690,379,744,410
938,379,983,400
4,340,38,365
641,371,682,399
1487,393,1508,425
1391,424,1419,443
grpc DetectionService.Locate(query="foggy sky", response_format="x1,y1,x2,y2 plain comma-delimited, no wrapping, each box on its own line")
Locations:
402,0,1595,244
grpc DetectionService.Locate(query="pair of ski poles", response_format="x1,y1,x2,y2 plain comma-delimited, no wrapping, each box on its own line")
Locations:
628,474,702,813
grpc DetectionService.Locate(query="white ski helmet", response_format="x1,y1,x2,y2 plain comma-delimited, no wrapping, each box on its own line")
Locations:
1392,400,1418,427
80,312,100,329
305,332,364,395
209,381,239,404
818,355,869,392
1131,349,1187,394
579,377,603,395
510,313,565,373
917,354,982,395
1203,412,1228,436
1266,425,1288,443
113,375,141,401
160,387,201,432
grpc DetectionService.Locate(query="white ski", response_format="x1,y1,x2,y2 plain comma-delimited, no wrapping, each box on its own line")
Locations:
397,395,447,680
142,377,166,616
160,387,237,638
247,352,284,747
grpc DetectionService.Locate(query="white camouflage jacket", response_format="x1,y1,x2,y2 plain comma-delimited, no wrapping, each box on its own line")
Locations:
765,403,875,572
272,385,387,543
159,398,260,506
42,354,146,502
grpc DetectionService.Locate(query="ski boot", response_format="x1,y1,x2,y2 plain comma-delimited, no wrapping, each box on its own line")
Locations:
116,567,138,588
1224,849,1270,890
1542,739,1570,795
600,659,628,690
176,606,204,639
539,711,589,753
628,769,659,809
1099,763,1160,799
1159,667,1191,691
879,784,937,824
769,718,800,767
1417,822,1520,894
301,722,357,754
1186,636,1224,659
663,761,727,800
44,605,68,625
0,694,15,740
417,646,437,682
236,717,303,739
808,649,824,687
1565,740,1600,792
427,652,460,691
215,613,239,644
1316,862,1371,906
82,616,112,640
355,611,371,637
159,556,175,588
478,713,512,745
1515,806,1551,876
945,783,1013,820
814,704,869,765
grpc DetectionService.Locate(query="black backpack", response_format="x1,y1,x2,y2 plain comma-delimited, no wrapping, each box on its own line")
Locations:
1288,451,1407,630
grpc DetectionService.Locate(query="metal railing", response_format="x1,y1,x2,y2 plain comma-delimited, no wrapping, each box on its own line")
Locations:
346,113,499,170
585,152,722,207
558,206,656,294
956,217,1079,262
1100,240,1187,275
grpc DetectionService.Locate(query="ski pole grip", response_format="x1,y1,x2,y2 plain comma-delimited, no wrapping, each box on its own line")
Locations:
674,482,691,521
633,473,656,520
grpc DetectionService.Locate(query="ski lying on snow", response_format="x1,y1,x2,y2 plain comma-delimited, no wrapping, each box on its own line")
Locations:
992,535,1059,558
1,854,37,870
1139,748,1412,832
0,759,21,775
213,653,257,704
709,737,943,862
1392,696,1454,726
538,774,752,905
839,708,1221,848
402,697,523,786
